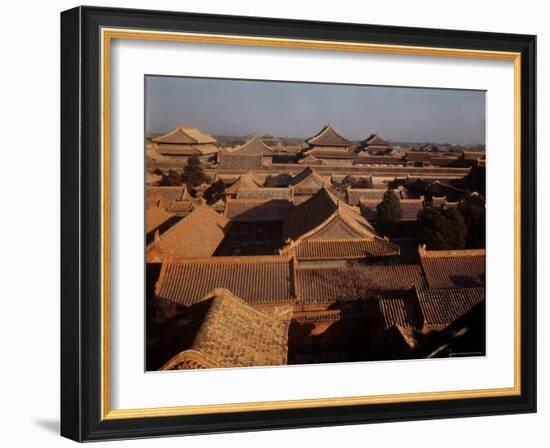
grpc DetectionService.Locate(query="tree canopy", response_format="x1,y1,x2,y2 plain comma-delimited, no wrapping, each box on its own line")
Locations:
418,206,467,250
376,189,402,224
459,193,486,248
158,169,182,186
182,156,210,187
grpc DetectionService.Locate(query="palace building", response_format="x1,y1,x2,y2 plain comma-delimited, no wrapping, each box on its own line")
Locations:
150,125,218,161
302,124,356,165
357,133,391,154
288,166,328,204
231,135,276,165
280,188,400,263
145,123,486,368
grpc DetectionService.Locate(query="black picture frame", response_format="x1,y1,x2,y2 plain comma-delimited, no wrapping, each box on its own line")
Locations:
61,6,536,442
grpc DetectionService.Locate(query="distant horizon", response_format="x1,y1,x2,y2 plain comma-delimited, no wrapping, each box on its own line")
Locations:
146,76,486,146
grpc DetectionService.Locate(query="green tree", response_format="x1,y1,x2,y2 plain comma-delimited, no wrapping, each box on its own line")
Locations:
159,169,182,186
418,206,467,250
353,177,374,189
376,189,402,224
459,193,486,248
182,155,209,187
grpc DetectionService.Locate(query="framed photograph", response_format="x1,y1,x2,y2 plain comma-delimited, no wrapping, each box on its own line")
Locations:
60,6,536,441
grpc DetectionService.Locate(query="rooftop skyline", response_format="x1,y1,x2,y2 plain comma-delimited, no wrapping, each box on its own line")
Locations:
145,76,486,145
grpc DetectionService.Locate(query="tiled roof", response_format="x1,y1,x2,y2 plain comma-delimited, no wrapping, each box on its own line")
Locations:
428,181,467,202
145,200,174,234
361,133,389,147
354,156,404,165
289,167,326,188
155,256,295,306
160,289,291,370
155,143,218,156
415,286,485,327
152,125,217,144
306,125,352,147
147,204,230,260
378,295,422,330
399,199,424,221
219,154,263,170
237,187,292,201
419,246,485,289
282,189,384,259
298,155,323,165
360,198,423,221
223,171,263,195
406,151,432,161
282,188,338,242
296,264,426,304
164,186,201,213
305,148,357,159
347,188,401,205
359,200,378,221
146,186,186,207
232,136,275,155
225,198,293,222
430,156,460,166
286,238,399,260
463,151,486,160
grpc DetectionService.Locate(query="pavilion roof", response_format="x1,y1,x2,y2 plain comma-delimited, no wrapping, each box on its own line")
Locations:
288,166,326,188
223,171,263,195
282,188,338,242
361,133,389,147
232,136,275,156
152,125,217,145
306,124,352,147
283,188,381,242
281,188,398,259
160,289,291,370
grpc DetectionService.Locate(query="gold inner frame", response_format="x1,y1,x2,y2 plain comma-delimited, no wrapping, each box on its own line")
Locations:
100,27,522,420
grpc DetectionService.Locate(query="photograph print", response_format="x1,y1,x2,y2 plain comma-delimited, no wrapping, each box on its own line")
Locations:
145,76,486,372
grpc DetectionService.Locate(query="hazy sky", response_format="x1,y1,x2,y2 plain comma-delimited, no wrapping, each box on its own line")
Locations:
145,76,486,145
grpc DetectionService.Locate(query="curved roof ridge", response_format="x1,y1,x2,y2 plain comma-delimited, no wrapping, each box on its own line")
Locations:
418,245,486,258
152,125,216,145
164,254,292,265
306,124,352,147
233,135,275,155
